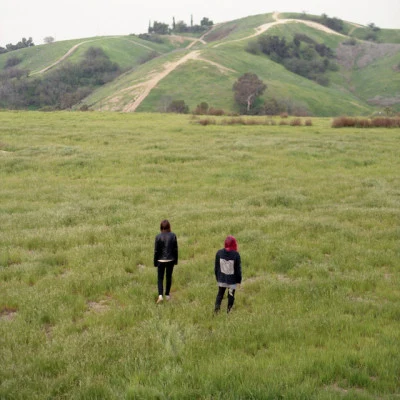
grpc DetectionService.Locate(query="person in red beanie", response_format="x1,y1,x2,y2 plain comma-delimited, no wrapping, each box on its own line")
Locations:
214,235,242,313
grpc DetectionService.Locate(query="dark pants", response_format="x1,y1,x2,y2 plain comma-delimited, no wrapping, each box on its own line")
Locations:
215,286,235,312
157,261,174,296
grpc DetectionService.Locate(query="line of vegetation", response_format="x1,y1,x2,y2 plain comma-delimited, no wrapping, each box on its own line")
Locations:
148,16,213,35
295,13,345,33
0,37,35,54
0,47,121,110
362,23,382,42
247,34,339,86
195,116,313,126
296,12,383,42
165,92,311,117
135,33,165,44
332,116,400,128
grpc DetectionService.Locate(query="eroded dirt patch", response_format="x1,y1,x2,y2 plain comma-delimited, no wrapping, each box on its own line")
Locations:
0,307,18,321
87,300,110,313
337,42,400,69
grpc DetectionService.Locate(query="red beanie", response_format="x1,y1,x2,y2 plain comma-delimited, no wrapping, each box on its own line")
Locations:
224,235,238,251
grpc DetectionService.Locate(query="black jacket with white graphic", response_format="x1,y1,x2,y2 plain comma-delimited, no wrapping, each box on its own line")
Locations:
214,248,242,286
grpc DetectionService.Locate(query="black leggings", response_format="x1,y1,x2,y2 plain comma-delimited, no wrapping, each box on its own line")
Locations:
215,286,236,312
157,262,174,296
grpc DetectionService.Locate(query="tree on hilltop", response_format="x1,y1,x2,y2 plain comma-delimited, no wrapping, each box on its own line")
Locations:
44,36,55,44
3,37,35,53
148,21,170,35
200,17,213,26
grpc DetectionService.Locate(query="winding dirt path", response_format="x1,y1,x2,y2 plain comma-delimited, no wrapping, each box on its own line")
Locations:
119,25,232,112
121,50,235,112
30,40,95,75
31,37,155,76
213,13,345,48
123,51,202,112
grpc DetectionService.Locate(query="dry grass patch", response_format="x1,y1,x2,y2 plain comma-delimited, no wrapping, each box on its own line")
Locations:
0,306,18,321
332,116,400,128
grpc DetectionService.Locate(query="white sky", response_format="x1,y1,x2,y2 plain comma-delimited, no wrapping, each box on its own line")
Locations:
1,0,399,46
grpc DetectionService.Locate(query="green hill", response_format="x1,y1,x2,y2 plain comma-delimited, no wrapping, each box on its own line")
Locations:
1,12,400,116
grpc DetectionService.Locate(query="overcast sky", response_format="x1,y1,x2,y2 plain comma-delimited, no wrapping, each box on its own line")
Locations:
1,0,399,46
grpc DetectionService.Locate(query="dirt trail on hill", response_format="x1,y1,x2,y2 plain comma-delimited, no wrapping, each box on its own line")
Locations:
31,37,155,76
121,50,235,112
122,51,202,112
31,40,95,75
119,25,231,112
213,14,345,48
348,22,364,35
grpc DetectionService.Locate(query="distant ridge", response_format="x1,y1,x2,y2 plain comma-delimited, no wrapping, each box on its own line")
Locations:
1,11,399,116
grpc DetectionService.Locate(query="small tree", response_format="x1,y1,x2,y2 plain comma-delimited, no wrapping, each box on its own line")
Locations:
200,17,213,26
174,20,188,33
44,36,55,44
167,100,189,114
150,21,170,35
233,73,266,114
384,106,393,116
5,56,22,68
194,102,209,115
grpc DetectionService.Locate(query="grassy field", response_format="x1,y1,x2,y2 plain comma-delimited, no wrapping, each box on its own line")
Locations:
1,111,399,399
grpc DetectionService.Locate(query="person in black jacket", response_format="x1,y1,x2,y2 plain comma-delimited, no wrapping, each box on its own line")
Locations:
154,219,178,304
214,235,242,313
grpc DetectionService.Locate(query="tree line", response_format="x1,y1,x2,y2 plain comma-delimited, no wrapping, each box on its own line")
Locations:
0,37,35,54
165,71,311,116
148,16,213,35
298,13,344,33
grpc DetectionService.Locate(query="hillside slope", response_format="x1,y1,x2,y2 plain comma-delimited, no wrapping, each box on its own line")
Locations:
1,12,399,116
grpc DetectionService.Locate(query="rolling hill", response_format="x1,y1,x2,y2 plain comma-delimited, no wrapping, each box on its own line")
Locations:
1,11,400,116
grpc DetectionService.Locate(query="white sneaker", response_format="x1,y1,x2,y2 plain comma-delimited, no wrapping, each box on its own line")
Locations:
156,295,163,304
165,295,171,301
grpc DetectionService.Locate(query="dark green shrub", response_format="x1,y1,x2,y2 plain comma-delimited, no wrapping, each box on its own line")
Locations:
5,56,22,68
167,100,189,114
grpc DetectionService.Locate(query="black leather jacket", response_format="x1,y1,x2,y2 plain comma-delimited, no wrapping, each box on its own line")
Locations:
154,232,178,266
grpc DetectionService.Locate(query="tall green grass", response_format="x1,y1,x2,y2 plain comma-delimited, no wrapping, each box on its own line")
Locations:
1,111,399,399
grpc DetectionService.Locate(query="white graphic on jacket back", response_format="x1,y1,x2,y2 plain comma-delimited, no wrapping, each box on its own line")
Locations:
220,259,234,275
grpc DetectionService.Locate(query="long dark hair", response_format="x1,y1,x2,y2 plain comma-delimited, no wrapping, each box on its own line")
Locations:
160,219,171,232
